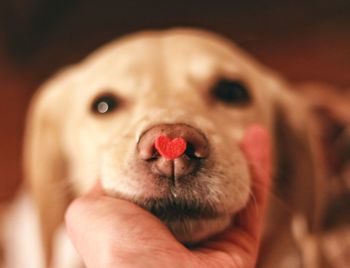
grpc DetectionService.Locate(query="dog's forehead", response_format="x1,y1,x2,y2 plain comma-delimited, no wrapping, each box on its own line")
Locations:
84,30,241,69
76,30,265,95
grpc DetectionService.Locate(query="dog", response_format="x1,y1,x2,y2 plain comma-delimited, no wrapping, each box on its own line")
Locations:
14,28,331,267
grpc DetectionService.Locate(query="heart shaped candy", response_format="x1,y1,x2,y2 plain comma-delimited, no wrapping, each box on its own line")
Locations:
155,135,187,160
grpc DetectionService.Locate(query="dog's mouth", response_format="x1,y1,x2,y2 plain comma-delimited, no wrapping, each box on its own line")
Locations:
137,197,220,221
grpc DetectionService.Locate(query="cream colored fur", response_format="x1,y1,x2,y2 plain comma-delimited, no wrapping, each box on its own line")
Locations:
22,29,325,267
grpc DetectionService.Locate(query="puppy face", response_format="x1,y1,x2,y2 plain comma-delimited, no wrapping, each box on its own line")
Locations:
53,30,284,242
27,29,303,248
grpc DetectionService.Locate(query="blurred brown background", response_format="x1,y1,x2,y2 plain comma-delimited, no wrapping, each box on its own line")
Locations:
0,0,349,201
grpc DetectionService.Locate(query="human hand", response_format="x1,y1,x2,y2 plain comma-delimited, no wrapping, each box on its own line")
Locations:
65,125,271,268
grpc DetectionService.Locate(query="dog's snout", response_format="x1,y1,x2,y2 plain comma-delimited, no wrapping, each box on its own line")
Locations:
137,124,209,181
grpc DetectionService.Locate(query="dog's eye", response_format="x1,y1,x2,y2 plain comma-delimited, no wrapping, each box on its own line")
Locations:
91,94,118,114
212,79,251,105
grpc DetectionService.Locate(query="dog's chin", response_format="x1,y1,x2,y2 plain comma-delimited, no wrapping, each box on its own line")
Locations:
134,196,233,244
103,182,235,243
166,215,233,244
101,165,249,244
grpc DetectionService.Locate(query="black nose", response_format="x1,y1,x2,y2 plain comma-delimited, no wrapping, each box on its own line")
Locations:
137,124,209,183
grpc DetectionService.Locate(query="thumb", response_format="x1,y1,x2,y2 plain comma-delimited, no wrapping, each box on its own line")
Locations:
64,184,181,267
238,124,272,241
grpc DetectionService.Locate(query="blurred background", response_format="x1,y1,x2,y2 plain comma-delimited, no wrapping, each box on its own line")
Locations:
0,0,349,202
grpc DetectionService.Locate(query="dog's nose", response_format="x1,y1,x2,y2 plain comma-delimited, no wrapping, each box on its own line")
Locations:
137,124,209,182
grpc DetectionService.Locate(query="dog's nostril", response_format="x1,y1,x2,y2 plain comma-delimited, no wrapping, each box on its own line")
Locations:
185,143,208,159
185,143,195,157
184,143,199,158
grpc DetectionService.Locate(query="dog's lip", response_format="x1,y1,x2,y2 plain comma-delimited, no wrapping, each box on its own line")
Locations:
136,197,220,221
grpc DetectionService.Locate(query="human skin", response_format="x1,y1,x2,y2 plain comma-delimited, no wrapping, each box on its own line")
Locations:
65,125,271,268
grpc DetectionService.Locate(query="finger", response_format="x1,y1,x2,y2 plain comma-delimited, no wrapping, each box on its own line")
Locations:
65,195,139,267
65,191,182,267
237,124,271,241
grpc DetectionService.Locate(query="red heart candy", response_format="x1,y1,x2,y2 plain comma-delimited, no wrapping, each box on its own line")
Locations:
155,135,187,160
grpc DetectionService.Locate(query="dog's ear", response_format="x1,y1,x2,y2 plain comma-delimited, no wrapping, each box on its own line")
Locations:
23,69,74,265
273,88,326,231
297,83,350,230
296,83,350,192
270,86,329,266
